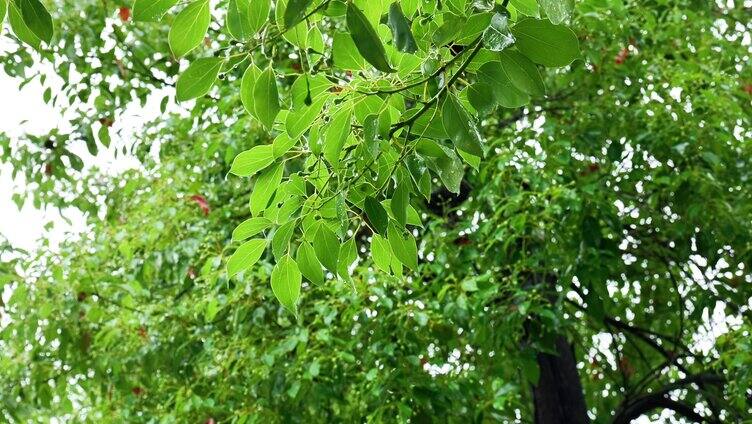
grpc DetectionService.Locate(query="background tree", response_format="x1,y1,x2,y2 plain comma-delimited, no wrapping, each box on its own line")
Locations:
0,0,751,422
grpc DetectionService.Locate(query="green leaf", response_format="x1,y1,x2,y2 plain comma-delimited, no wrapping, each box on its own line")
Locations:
296,241,324,285
230,145,275,177
456,12,493,44
272,220,296,259
323,107,351,167
8,2,40,49
445,0,467,15
415,139,464,194
18,0,52,43
175,57,224,102
364,196,389,235
521,350,541,384
512,18,579,67
291,74,331,108
442,94,484,157
232,217,272,241
271,255,302,313
538,0,573,24
204,298,219,322
337,237,357,281
346,2,395,73
252,67,281,131
387,223,418,271
287,97,326,139
482,13,514,52
332,31,367,70
467,82,496,114
227,0,252,40
391,181,410,227
477,61,529,108
250,163,284,216
169,0,211,58
371,234,392,273
510,0,539,16
0,0,7,26
97,125,111,148
273,132,298,158
433,14,464,46
313,224,339,273
283,0,313,29
227,238,267,276
132,0,178,21
498,50,545,96
387,2,417,54
248,0,270,34
240,64,261,117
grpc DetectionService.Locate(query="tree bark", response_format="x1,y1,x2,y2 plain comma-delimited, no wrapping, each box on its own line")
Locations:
532,335,590,424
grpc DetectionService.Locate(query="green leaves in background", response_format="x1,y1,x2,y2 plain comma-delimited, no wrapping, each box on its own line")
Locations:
230,145,274,177
296,241,324,285
169,0,211,58
387,2,417,54
442,94,483,157
512,18,579,67
283,0,313,29
175,57,224,101
271,255,301,314
227,238,267,276
132,0,178,21
346,2,394,73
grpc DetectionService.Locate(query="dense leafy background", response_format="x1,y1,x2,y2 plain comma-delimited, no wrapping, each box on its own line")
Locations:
1,0,751,422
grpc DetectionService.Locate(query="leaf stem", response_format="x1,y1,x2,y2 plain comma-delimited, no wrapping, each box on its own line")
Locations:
389,36,484,137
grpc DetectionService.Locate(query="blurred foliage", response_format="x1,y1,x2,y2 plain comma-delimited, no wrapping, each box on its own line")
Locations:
1,0,751,422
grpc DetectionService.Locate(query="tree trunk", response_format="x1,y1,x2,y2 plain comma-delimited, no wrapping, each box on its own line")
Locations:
532,335,589,424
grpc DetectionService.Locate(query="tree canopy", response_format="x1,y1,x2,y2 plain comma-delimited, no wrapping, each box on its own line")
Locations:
0,0,751,422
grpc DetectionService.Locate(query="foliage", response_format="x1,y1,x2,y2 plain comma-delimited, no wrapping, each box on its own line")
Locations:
1,0,751,422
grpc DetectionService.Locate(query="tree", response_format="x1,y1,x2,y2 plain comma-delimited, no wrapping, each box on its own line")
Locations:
1,0,751,422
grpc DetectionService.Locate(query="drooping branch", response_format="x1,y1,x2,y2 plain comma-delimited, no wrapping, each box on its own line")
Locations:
613,374,725,424
613,394,714,424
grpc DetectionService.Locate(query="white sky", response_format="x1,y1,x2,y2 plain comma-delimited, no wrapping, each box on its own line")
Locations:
0,67,83,251
0,41,176,251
